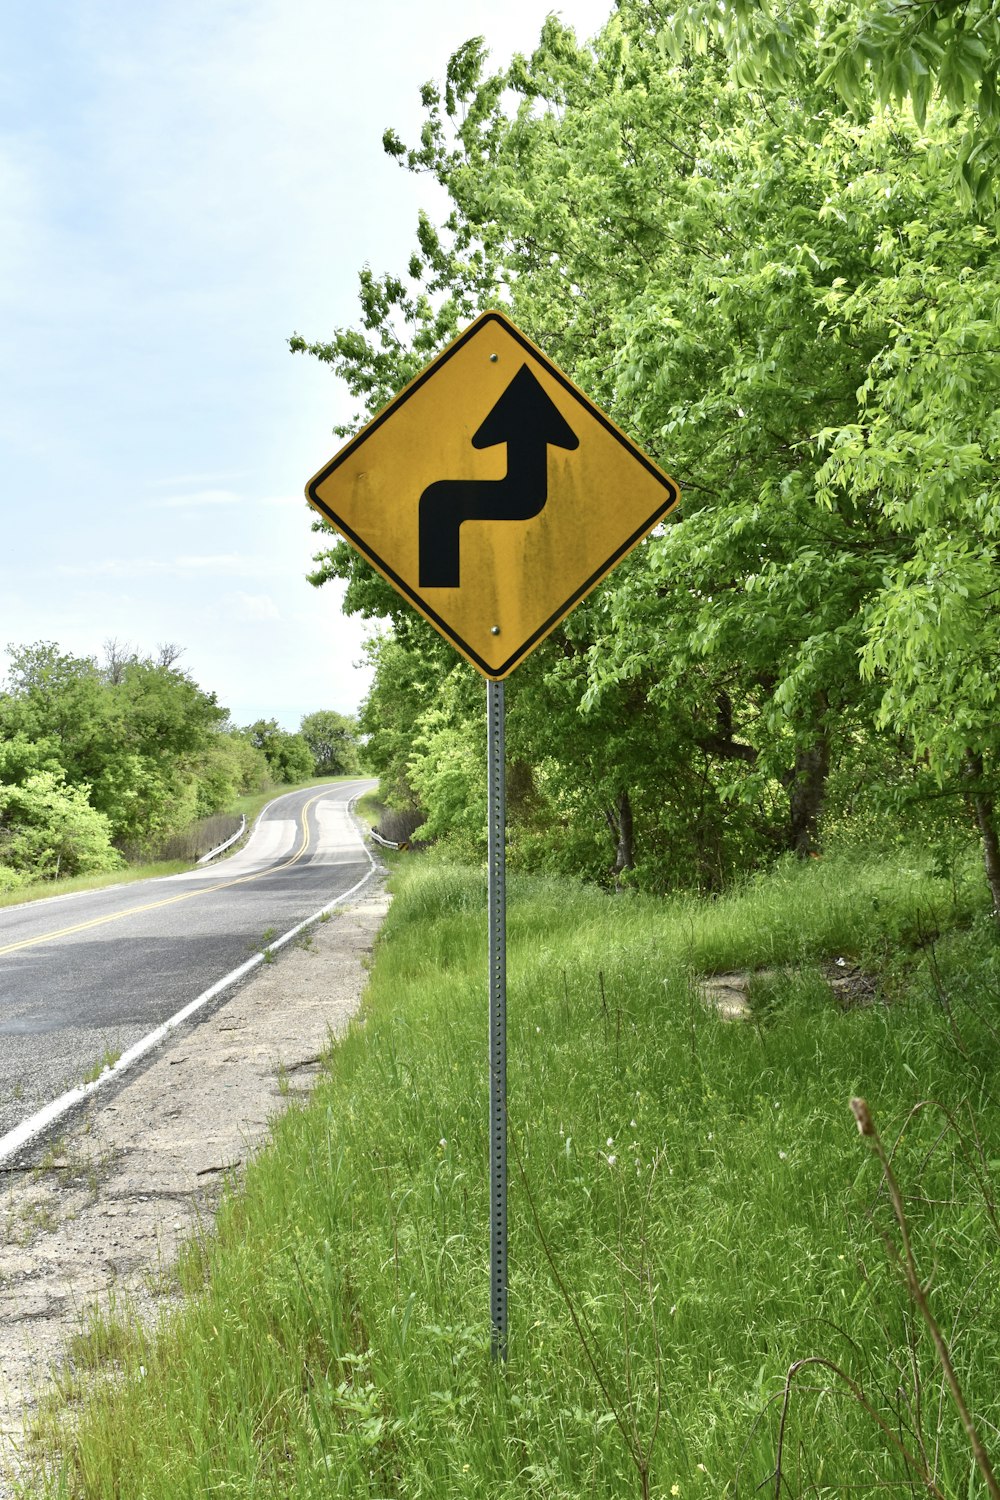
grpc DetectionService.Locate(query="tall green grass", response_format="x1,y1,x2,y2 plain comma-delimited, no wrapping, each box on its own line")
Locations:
22,849,1000,1498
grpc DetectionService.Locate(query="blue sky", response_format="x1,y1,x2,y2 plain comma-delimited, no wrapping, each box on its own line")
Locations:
1,0,612,729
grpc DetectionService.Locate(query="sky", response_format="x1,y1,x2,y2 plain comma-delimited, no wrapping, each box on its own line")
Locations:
1,0,614,729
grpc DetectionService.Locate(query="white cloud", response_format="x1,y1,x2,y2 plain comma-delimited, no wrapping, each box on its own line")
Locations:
146,471,247,488
229,591,281,621
148,488,242,509
50,554,287,579
174,554,291,576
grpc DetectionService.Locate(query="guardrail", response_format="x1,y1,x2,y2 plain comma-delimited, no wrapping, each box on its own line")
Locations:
369,829,410,852
196,815,247,865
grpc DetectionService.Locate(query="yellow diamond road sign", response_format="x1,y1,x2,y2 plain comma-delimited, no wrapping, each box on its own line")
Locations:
305,310,680,679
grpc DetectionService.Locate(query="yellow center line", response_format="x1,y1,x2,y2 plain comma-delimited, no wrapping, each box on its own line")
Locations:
0,792,328,959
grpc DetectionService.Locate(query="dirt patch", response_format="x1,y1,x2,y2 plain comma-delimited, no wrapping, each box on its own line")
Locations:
696,960,880,1020
0,880,390,1494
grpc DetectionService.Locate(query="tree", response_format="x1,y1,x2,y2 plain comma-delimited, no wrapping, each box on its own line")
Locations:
673,0,1000,205
357,633,451,811
193,728,271,816
245,719,316,784
295,9,1000,905
0,772,122,880
299,710,360,775
0,641,286,867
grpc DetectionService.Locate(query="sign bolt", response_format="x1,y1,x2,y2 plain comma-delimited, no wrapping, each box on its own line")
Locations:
490,353,499,363
491,625,501,635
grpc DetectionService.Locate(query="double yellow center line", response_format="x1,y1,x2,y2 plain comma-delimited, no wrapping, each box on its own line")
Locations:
0,793,327,960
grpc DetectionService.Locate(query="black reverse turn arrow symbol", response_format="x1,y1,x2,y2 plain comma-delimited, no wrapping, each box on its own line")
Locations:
418,363,580,588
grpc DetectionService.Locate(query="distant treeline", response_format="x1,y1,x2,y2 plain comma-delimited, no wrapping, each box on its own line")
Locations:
0,641,359,890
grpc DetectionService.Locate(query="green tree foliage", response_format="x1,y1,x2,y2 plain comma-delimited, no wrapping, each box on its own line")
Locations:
0,641,244,848
245,719,316,784
297,8,1000,905
0,771,122,883
357,633,450,811
0,641,277,880
675,0,1000,205
298,710,361,775
192,729,271,818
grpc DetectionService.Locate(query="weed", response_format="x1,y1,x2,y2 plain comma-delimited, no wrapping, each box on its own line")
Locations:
82,1047,122,1086
33,1136,69,1175
68,1299,147,1373
15,1198,58,1242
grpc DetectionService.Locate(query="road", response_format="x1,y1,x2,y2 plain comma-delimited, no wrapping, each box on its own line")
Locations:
0,779,377,1143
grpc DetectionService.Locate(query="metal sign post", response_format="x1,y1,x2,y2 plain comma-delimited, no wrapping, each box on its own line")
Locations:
304,309,679,1360
487,678,508,1360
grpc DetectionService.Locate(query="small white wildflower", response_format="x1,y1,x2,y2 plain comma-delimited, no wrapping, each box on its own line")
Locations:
439,1138,447,1148
607,1154,617,1166
707,1131,713,1141
778,1151,787,1161
630,1118,637,1128
607,1136,614,1147
670,1304,677,1316
535,1025,541,1033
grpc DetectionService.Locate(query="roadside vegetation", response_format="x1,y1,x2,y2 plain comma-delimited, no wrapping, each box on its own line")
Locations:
295,0,1000,924
11,2,1000,1493
0,640,362,901
22,847,1000,1497
0,774,359,913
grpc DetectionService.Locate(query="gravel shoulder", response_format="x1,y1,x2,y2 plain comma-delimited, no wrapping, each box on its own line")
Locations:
0,878,390,1494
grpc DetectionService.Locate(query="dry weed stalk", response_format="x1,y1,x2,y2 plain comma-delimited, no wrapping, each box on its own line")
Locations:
850,1096,1000,1500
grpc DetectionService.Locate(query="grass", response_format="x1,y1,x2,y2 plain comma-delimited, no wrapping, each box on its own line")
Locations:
0,775,367,911
81,1048,123,1087
17,846,1000,1498
355,790,383,827
0,860,193,911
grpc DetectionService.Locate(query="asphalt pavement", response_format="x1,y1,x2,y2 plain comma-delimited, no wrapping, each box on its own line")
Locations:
0,779,377,1142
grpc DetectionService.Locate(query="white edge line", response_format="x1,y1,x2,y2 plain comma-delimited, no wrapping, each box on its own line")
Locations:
0,794,381,1169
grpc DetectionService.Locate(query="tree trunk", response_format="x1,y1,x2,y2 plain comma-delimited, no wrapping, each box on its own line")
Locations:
964,752,1000,920
788,735,830,858
605,791,635,882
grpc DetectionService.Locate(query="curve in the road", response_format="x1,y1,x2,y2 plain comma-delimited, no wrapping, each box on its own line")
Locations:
0,789,327,960
0,780,379,1164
